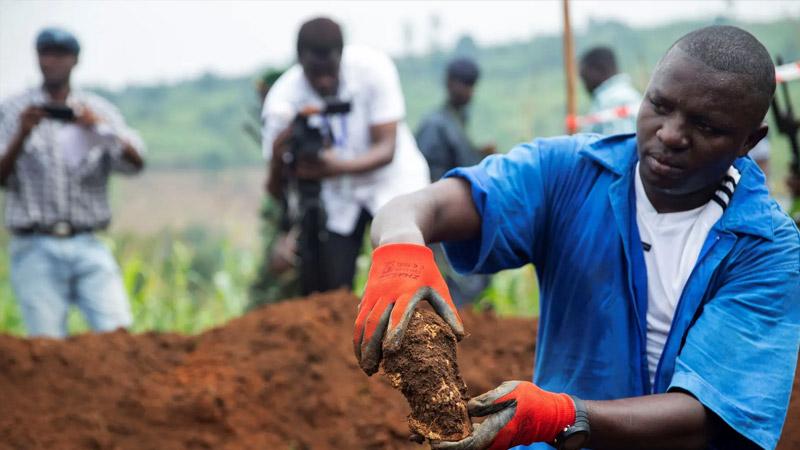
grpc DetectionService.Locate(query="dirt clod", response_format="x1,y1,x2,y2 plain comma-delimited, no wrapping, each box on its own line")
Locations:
382,309,472,441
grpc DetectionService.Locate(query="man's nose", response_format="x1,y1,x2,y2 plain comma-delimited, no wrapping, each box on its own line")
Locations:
656,115,690,150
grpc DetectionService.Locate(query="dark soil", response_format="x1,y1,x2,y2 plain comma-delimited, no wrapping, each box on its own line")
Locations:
0,290,535,450
382,308,472,442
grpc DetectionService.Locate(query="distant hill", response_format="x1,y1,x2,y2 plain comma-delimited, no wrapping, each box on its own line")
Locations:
96,17,800,175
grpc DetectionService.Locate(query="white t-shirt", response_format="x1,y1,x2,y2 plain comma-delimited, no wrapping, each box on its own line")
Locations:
635,162,740,387
748,136,770,163
261,45,430,235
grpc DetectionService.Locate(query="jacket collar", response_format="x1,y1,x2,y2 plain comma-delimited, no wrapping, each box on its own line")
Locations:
579,133,775,241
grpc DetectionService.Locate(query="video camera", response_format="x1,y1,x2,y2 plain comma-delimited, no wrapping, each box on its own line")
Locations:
286,99,351,167
282,99,351,295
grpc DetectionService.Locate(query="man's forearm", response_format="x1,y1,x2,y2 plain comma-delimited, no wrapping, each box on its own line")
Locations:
339,121,398,175
371,178,481,248
586,392,715,450
338,138,395,175
0,132,26,185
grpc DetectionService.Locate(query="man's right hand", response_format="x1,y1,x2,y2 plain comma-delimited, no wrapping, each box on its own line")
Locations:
353,243,464,375
18,106,46,138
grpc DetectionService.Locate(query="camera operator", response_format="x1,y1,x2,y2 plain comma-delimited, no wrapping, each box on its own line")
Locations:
261,17,429,294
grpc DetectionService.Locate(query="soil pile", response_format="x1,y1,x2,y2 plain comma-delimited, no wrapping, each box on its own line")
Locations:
0,290,797,449
0,291,535,450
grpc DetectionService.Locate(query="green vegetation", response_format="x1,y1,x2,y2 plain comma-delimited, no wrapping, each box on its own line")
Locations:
100,17,800,182
0,227,536,336
0,228,256,336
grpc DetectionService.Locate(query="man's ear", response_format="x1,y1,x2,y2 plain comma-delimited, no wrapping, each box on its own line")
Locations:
738,123,768,158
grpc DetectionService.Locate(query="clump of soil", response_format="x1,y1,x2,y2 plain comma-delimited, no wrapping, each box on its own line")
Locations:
382,308,472,441
0,290,536,450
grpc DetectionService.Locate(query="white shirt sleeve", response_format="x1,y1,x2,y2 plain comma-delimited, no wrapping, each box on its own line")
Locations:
363,50,405,126
261,68,300,162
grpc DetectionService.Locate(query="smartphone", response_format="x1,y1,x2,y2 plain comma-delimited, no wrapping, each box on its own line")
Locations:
41,104,76,122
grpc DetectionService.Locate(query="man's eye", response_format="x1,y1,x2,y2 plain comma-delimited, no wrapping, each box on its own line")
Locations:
649,99,668,114
696,122,722,135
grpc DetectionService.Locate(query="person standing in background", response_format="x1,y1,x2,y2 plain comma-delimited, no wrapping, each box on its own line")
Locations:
579,46,642,135
0,28,145,337
416,57,496,181
415,57,494,306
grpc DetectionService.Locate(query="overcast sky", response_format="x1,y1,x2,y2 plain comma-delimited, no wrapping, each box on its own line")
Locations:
1,0,798,97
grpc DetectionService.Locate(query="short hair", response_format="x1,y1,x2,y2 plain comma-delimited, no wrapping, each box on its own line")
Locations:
296,17,343,58
446,57,480,85
580,46,617,74
672,25,775,103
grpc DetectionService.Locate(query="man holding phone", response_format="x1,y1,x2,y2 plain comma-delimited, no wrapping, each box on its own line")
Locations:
0,27,145,337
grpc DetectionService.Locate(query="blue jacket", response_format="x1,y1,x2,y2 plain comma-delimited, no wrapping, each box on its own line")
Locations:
443,134,800,449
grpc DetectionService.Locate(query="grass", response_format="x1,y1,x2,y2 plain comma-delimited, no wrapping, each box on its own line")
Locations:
0,226,538,337
0,227,256,336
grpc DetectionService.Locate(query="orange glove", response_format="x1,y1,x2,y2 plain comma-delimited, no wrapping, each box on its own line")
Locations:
431,381,577,450
353,243,464,375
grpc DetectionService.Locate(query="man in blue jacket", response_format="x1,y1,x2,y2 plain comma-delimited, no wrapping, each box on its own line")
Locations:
353,25,800,450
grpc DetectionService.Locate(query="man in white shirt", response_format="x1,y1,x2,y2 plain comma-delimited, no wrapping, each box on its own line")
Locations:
261,17,429,295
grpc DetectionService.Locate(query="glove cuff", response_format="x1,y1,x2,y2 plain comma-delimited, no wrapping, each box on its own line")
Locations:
372,243,433,264
551,392,577,439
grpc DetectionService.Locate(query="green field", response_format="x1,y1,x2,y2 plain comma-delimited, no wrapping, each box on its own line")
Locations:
0,226,539,336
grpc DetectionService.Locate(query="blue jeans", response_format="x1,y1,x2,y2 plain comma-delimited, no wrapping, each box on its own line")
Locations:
9,233,132,337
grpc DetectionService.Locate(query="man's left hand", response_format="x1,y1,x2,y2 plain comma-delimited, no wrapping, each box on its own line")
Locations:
431,381,575,450
295,149,346,180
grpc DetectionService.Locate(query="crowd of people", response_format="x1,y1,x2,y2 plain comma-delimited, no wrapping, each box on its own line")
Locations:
1,17,799,450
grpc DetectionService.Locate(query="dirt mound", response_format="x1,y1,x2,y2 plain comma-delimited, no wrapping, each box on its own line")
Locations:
0,290,796,449
780,363,800,450
0,291,535,450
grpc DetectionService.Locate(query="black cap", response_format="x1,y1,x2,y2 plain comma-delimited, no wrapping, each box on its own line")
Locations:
446,58,480,85
36,27,80,55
